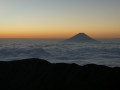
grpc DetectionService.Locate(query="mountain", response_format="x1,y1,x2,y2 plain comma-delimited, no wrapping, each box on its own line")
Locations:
0,58,120,90
64,33,98,42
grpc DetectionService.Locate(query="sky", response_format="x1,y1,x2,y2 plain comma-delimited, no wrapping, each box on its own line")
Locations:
0,0,120,39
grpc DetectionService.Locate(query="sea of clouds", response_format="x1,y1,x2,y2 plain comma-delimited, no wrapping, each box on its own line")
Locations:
0,39,120,67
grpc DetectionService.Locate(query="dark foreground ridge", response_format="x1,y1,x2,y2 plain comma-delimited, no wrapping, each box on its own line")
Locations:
0,58,120,90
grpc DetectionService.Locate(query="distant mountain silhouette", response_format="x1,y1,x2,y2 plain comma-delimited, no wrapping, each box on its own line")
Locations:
64,33,98,42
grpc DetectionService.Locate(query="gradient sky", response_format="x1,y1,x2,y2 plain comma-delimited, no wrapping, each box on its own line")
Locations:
0,0,120,39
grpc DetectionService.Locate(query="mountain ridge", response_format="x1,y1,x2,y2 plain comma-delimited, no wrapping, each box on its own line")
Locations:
0,58,119,90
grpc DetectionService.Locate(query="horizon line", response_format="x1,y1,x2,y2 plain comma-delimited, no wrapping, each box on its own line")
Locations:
0,37,119,39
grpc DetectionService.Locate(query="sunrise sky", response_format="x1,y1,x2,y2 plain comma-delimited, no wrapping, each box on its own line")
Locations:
0,0,120,39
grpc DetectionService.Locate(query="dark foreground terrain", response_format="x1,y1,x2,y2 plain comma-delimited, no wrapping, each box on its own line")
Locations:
0,58,120,90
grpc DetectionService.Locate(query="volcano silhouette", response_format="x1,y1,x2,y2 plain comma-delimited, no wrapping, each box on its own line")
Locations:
64,33,98,42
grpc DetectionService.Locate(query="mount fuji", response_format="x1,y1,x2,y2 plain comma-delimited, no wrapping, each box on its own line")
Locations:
64,33,98,42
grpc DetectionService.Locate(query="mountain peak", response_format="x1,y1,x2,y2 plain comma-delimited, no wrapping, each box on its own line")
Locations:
74,33,89,37
64,33,98,43
78,33,86,35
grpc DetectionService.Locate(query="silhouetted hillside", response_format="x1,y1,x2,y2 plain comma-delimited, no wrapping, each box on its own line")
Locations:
64,33,98,42
0,58,120,90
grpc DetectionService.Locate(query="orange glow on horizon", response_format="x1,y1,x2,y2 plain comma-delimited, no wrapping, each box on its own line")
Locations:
0,28,120,39
0,0,120,39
